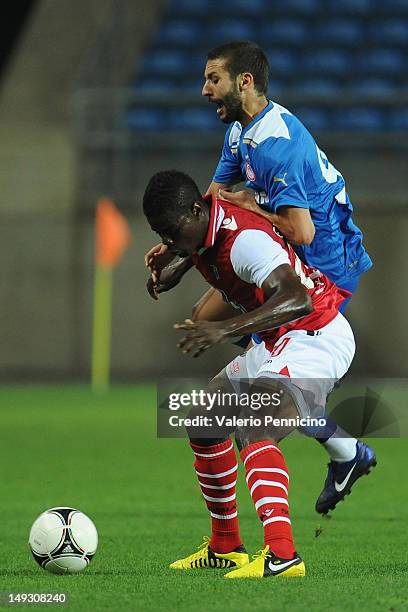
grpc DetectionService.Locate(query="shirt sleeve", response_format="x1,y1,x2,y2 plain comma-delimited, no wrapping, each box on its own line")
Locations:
257,138,309,213
213,125,244,185
230,229,290,288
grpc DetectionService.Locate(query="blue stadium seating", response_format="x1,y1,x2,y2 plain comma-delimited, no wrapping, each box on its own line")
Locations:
294,78,342,96
370,19,408,45
206,20,255,45
169,108,220,131
294,108,330,131
155,20,201,46
134,79,176,95
265,49,297,75
380,0,408,12
126,109,166,131
142,50,188,75
314,19,364,46
328,0,373,14
216,0,268,13
347,78,398,97
358,49,405,75
388,109,408,130
130,0,407,133
168,0,215,16
333,108,384,131
184,78,206,93
303,49,353,75
259,19,309,45
273,0,318,14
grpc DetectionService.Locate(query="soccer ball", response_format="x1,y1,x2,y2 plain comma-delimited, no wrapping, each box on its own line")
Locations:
28,507,98,574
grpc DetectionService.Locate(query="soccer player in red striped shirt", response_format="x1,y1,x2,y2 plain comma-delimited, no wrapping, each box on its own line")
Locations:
143,170,374,578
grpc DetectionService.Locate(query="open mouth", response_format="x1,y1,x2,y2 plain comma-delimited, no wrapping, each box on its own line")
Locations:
210,98,225,117
216,102,225,116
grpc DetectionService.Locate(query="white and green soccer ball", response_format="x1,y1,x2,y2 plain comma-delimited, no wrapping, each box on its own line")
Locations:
28,507,98,574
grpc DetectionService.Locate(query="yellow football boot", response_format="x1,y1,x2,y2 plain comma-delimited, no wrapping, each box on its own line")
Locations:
224,545,305,579
170,536,249,570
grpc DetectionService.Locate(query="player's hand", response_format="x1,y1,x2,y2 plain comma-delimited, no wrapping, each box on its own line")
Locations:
218,189,258,213
145,243,175,283
174,319,228,358
146,267,183,300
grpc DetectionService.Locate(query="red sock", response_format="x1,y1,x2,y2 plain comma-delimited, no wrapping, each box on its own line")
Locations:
240,440,295,559
190,439,242,553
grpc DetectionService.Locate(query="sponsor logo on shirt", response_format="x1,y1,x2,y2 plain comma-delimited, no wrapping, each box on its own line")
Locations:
245,160,256,182
273,172,288,187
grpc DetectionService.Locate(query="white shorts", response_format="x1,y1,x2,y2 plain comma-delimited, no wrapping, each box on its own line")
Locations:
225,312,355,417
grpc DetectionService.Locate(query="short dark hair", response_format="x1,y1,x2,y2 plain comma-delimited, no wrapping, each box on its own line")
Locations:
207,40,269,95
143,170,202,232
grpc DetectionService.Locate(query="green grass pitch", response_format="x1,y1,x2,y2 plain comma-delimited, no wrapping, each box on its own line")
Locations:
0,386,407,611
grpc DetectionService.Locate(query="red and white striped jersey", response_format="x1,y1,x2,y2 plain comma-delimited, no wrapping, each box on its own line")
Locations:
192,194,350,350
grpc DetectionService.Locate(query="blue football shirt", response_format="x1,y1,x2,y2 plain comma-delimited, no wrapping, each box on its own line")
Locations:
213,100,372,286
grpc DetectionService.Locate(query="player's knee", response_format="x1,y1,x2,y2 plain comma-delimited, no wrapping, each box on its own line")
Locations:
235,425,278,452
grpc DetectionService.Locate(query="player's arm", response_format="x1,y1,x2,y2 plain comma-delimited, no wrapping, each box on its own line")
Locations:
221,264,311,336
174,229,312,357
272,206,315,245
175,264,311,356
205,180,240,197
218,190,315,245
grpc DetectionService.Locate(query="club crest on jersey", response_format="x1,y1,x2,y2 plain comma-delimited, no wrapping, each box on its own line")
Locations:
245,161,256,182
222,216,238,231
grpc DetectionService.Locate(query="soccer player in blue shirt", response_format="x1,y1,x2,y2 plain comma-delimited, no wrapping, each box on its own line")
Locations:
145,41,375,514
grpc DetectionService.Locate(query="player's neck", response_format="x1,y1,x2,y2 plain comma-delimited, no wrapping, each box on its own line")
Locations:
240,97,269,127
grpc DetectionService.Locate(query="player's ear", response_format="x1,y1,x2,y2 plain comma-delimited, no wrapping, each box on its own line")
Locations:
191,201,202,217
239,72,253,91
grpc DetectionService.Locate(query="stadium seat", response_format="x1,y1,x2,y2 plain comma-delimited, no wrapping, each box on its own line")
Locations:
217,0,267,14
377,0,408,12
294,78,342,96
169,108,220,131
126,109,167,131
133,79,177,94
142,50,188,75
369,19,408,45
259,19,309,45
388,109,408,130
167,0,215,16
206,20,255,45
302,49,353,75
155,20,201,46
273,0,318,14
294,108,330,131
184,78,206,93
328,0,373,14
267,79,285,97
333,108,384,131
314,19,364,46
265,49,297,76
346,78,398,97
358,49,405,75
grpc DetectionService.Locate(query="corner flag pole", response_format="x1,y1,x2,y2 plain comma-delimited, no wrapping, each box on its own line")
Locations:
92,266,113,389
92,198,130,390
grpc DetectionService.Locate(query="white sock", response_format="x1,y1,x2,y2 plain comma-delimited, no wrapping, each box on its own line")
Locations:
322,436,358,462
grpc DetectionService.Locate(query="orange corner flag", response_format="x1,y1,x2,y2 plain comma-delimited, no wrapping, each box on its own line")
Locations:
95,198,130,268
